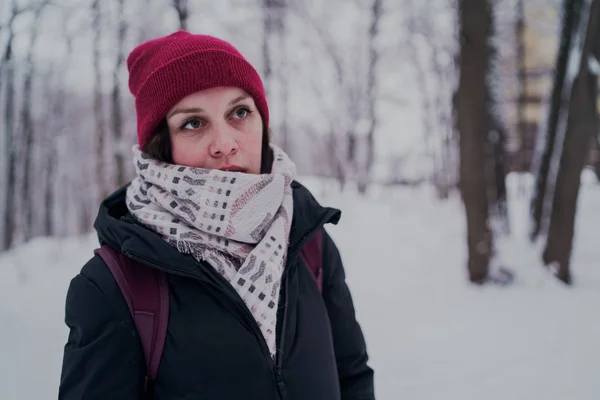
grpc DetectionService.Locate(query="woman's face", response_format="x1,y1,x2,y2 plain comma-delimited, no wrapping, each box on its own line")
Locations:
165,87,263,174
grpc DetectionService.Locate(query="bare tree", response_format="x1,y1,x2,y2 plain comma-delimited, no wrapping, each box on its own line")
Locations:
404,0,458,198
90,0,106,230
543,0,599,284
487,4,510,235
172,0,189,30
262,0,282,94
455,0,493,283
404,7,434,171
595,132,600,180
357,0,382,194
50,3,86,237
486,120,510,235
1,0,20,250
20,3,46,241
516,0,527,174
289,0,354,188
262,0,290,151
112,0,128,187
529,0,583,241
40,73,59,237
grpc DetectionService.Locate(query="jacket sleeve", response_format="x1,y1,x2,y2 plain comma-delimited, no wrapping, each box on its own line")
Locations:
321,229,375,400
59,256,145,400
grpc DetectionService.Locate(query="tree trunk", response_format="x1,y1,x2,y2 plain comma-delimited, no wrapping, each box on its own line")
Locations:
1,0,18,250
39,66,62,238
113,0,127,187
516,0,527,173
530,0,583,241
455,0,493,284
20,6,43,241
430,30,456,199
42,79,57,237
406,5,443,195
262,0,289,152
488,123,510,234
43,145,56,236
486,2,509,235
262,0,274,97
280,52,290,154
328,131,346,191
172,0,189,30
92,0,106,218
595,132,600,181
543,0,600,284
358,0,382,195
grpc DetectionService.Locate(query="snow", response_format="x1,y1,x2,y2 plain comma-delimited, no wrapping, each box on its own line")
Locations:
2,174,600,399
588,54,600,75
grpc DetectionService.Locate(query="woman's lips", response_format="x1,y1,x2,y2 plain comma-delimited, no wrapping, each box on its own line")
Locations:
219,165,246,172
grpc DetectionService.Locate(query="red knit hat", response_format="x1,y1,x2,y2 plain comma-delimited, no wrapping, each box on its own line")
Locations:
127,30,269,149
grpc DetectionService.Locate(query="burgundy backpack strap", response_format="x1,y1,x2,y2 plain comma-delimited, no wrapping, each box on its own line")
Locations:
300,229,324,293
94,245,169,394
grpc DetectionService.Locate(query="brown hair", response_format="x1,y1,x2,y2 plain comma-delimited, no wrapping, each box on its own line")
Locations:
144,119,273,173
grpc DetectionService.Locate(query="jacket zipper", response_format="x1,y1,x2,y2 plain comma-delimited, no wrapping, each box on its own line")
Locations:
124,208,338,399
126,249,292,399
272,208,339,399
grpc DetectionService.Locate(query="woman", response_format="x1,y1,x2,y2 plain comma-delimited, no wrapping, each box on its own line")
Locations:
59,30,374,400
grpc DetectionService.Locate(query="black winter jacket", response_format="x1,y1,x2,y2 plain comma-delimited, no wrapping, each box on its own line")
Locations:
59,181,374,400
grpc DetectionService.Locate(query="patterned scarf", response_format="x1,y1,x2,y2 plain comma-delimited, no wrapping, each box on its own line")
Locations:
126,144,296,357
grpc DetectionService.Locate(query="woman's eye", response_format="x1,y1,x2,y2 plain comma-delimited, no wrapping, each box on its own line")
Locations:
233,107,251,119
182,119,202,130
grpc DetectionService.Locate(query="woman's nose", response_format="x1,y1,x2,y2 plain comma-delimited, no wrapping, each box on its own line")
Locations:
209,125,239,157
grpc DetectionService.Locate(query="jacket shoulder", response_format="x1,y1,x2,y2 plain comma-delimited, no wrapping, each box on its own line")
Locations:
60,253,144,399
69,252,131,321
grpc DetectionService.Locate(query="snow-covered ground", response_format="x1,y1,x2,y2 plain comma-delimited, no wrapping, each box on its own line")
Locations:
2,172,600,399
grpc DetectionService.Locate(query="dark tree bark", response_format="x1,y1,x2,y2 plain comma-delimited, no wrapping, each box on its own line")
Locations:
530,0,583,241
543,0,600,284
172,0,189,30
357,0,382,194
20,5,44,241
595,132,600,181
40,70,59,237
1,0,19,250
43,142,56,236
516,0,527,173
455,0,493,284
112,0,127,187
89,0,105,232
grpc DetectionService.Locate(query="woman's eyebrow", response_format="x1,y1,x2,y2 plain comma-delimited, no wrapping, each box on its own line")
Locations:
167,107,205,119
228,94,250,106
